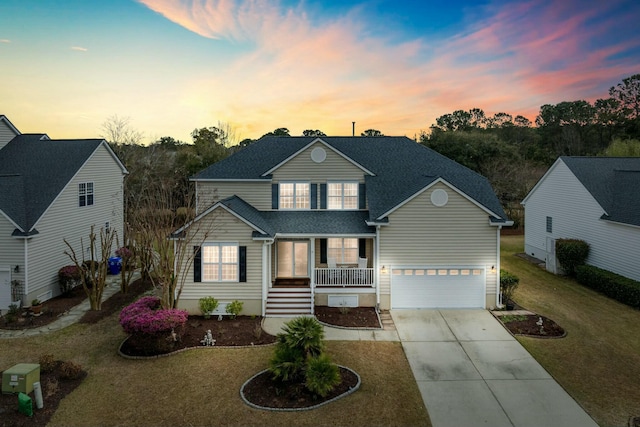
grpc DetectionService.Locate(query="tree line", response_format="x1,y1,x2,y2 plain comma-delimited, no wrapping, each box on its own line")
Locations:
105,74,639,228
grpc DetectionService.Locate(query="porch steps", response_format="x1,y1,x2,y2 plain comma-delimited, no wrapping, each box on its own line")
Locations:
266,287,313,317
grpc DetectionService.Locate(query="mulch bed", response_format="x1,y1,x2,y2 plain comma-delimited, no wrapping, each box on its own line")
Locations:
1,279,153,330
241,366,359,410
119,316,278,357
497,313,566,338
0,361,86,427
314,306,381,328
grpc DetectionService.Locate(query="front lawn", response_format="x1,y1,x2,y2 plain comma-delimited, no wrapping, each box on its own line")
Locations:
501,235,640,427
0,313,429,426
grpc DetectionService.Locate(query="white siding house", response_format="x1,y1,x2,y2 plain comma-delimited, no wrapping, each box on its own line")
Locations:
176,136,511,317
0,116,128,310
522,156,640,282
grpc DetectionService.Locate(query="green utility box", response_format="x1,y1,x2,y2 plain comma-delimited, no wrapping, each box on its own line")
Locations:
2,363,40,394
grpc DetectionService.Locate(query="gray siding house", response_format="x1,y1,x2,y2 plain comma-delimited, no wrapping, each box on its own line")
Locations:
177,136,512,317
522,156,640,281
0,115,128,310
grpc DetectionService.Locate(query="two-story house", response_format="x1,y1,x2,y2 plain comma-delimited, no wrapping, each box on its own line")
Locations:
0,115,127,310
176,136,511,317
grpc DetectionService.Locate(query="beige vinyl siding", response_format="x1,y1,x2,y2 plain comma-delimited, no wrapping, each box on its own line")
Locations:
0,215,25,296
177,208,263,315
25,144,125,302
196,181,271,213
0,119,19,151
272,142,366,182
378,182,498,307
524,159,640,281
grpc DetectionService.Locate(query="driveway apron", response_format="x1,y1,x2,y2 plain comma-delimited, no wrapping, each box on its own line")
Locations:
392,309,598,427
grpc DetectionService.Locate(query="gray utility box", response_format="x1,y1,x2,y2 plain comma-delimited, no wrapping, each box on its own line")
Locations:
2,363,40,394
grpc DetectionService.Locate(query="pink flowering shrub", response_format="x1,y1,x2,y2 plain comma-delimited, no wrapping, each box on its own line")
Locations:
115,246,133,259
119,296,188,354
58,265,82,295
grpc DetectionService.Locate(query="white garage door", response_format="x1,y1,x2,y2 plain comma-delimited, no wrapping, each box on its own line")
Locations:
391,267,485,309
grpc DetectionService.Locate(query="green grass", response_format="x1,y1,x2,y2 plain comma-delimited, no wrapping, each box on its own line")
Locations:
499,314,527,323
0,316,429,427
501,235,640,427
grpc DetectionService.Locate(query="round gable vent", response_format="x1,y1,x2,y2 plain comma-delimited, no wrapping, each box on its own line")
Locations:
430,189,448,207
310,147,327,163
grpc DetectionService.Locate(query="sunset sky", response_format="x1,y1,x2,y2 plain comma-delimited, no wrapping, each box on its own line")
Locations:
1,0,639,144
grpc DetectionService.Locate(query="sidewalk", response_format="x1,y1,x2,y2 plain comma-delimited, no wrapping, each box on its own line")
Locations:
0,274,130,339
262,312,400,341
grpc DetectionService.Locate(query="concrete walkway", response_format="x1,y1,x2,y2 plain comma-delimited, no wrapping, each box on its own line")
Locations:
393,309,599,427
0,274,130,339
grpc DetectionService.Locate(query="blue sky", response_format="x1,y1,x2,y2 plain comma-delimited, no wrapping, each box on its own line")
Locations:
1,0,639,143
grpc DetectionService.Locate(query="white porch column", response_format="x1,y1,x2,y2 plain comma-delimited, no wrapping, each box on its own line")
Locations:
310,237,315,312
495,226,502,308
262,240,273,316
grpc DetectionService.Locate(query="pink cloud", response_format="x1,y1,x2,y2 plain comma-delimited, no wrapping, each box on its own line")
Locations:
138,0,639,137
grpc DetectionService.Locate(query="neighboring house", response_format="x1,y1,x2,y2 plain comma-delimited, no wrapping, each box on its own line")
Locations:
0,115,128,311
176,136,512,317
522,156,640,282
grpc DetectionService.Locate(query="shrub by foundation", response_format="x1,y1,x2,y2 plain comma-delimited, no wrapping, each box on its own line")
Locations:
576,265,640,309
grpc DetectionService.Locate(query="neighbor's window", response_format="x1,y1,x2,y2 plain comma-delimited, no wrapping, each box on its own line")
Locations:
79,182,94,207
328,238,358,264
202,243,238,282
328,182,358,209
279,182,310,209
546,216,552,233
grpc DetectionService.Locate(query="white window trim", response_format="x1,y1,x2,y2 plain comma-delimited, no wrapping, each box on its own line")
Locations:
327,181,359,210
78,182,94,207
328,237,359,264
202,242,239,282
279,181,311,210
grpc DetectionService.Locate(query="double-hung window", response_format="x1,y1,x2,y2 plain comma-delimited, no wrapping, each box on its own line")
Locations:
202,243,238,282
279,182,310,209
328,182,358,209
328,238,358,264
79,182,94,207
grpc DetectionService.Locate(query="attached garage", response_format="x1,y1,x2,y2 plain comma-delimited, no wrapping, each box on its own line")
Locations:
391,267,486,309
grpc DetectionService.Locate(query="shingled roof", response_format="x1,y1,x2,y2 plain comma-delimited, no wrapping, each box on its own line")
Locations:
193,136,508,223
0,135,123,233
561,156,640,227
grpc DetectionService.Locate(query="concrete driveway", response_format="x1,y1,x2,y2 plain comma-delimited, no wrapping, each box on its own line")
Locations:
392,310,598,427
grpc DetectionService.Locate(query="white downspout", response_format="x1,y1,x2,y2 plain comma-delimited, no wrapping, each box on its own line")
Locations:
375,225,381,309
24,238,29,298
310,238,315,314
495,226,502,308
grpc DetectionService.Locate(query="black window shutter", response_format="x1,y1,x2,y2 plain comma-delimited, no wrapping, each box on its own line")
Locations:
193,246,202,282
311,183,318,209
359,183,366,209
320,239,327,264
239,246,247,282
272,184,279,209
320,184,327,209
359,239,366,258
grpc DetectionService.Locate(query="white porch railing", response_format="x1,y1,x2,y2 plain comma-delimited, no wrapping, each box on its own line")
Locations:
315,268,374,287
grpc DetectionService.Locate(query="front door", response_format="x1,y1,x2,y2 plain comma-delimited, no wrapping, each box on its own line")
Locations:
277,241,309,278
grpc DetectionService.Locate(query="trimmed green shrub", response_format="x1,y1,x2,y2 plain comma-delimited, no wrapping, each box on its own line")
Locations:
576,265,640,309
225,300,243,318
198,296,219,319
556,239,590,276
500,270,520,306
305,354,341,397
269,316,341,397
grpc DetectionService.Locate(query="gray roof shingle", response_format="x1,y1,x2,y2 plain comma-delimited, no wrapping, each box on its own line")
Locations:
194,136,508,222
562,156,640,227
0,135,105,232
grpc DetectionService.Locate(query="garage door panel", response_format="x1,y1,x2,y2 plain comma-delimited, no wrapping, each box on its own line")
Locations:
391,267,485,309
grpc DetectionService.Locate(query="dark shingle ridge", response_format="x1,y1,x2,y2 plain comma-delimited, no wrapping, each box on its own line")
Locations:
194,136,508,221
0,136,104,231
